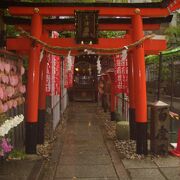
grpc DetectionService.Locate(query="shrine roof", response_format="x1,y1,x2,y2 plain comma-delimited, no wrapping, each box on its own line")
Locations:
0,0,170,9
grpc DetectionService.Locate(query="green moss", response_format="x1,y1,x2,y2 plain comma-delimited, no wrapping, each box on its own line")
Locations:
8,150,26,160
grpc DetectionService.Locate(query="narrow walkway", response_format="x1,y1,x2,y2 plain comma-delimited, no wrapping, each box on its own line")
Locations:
39,102,180,180
54,102,119,180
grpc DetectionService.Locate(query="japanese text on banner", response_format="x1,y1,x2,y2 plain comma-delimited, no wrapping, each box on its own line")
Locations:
114,54,128,94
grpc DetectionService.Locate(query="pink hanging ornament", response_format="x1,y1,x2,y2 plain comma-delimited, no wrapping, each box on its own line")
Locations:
13,100,18,108
0,62,4,72
0,101,3,113
5,75,9,84
20,66,25,75
6,86,14,97
0,87,4,99
2,74,7,83
9,75,18,86
4,63,11,74
12,65,17,73
2,86,7,100
14,75,19,86
3,103,8,112
7,100,13,109
19,85,26,94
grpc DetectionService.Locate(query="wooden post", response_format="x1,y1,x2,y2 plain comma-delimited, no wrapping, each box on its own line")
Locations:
37,30,48,144
132,9,148,155
110,82,116,121
38,51,47,144
25,9,42,154
128,52,136,139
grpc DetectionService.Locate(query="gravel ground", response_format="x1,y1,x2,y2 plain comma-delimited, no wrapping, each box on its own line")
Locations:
38,104,160,162
96,107,159,160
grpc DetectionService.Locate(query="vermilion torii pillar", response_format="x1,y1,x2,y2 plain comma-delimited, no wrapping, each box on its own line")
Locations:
132,9,148,155
128,52,136,140
38,51,47,144
25,9,42,154
107,71,116,121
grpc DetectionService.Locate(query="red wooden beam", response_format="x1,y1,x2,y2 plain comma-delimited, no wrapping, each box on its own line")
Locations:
9,7,169,17
16,23,160,31
6,37,166,55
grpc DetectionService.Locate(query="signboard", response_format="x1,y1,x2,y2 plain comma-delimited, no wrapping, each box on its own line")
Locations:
75,10,99,44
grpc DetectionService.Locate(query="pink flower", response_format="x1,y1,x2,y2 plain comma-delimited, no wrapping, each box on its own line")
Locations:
1,138,13,154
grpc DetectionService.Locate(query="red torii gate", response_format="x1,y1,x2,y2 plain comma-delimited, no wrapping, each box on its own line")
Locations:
3,0,180,155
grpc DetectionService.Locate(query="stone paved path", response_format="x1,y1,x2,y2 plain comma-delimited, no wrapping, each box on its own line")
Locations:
53,102,120,180
1,102,180,180
39,102,180,180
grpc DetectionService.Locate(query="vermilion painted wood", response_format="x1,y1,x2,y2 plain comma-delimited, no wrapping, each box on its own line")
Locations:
9,7,169,17
26,13,42,123
132,14,147,123
6,37,166,55
127,52,135,109
39,31,49,110
38,53,47,110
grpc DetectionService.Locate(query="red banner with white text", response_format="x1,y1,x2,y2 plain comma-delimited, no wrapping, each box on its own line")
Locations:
46,54,61,96
64,55,75,88
114,54,128,94
46,31,61,96
46,54,52,96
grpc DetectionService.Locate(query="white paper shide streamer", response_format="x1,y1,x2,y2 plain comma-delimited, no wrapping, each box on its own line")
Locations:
97,56,101,75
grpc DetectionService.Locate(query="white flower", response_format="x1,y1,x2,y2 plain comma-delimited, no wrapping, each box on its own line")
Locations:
0,114,24,137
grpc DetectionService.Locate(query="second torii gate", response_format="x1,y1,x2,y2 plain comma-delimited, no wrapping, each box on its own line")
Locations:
3,0,180,155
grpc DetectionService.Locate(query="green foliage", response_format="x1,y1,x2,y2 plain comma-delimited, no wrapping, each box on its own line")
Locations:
99,31,126,38
59,31,75,38
8,150,26,160
146,47,180,65
0,114,8,126
20,0,51,1
164,25,180,48
6,25,19,37
77,0,96,2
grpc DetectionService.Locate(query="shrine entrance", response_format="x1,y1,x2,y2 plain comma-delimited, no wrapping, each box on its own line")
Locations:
71,55,98,102
1,0,179,155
